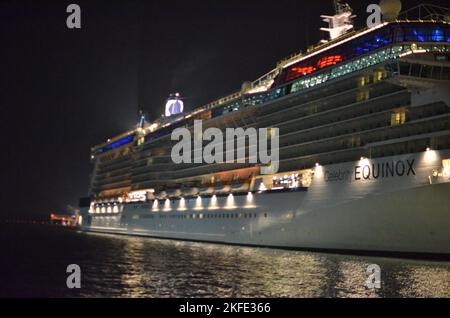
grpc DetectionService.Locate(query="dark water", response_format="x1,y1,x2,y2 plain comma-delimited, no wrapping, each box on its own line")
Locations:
0,224,449,298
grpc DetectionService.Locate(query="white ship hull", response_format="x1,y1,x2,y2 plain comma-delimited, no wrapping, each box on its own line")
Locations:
80,150,450,256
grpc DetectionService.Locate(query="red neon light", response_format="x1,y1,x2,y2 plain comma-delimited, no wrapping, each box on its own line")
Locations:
285,54,343,83
316,54,343,69
291,66,317,75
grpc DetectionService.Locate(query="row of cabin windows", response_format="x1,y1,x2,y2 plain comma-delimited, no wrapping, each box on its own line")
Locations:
156,213,269,220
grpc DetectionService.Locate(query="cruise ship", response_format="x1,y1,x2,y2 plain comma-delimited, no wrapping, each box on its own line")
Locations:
78,1,450,256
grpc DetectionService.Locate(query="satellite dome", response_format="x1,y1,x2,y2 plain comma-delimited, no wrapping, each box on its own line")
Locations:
380,0,402,22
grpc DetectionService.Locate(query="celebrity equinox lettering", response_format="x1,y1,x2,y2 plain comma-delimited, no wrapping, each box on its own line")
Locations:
355,159,416,181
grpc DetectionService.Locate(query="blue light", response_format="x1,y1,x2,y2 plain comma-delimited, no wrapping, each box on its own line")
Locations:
412,29,425,42
431,29,444,42
98,134,136,154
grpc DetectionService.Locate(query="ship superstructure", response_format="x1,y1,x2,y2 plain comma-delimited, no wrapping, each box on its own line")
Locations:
78,2,450,256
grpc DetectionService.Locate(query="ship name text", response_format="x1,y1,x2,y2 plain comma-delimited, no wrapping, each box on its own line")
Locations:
324,159,416,182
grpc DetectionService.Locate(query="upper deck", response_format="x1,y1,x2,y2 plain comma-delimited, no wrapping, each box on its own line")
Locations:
92,19,450,157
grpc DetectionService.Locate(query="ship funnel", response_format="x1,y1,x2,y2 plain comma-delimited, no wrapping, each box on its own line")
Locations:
380,0,402,22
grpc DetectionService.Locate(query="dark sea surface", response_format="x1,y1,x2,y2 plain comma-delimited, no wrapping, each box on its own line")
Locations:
0,224,449,298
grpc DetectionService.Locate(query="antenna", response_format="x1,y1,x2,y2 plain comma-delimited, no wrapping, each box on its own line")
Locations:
321,1,356,42
137,109,146,129
334,0,352,15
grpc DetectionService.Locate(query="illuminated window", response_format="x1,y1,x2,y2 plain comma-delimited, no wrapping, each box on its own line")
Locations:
356,90,370,102
373,69,386,82
137,136,145,146
443,159,450,177
358,75,370,87
350,136,361,148
308,105,317,115
391,110,407,126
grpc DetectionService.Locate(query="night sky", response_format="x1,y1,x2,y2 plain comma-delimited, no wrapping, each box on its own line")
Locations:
0,0,445,218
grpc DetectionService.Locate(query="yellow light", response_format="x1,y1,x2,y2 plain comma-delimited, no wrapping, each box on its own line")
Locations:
164,199,171,211
178,197,186,211
246,192,253,204
209,195,218,210
244,192,257,209
195,196,203,210
443,160,450,177
359,157,370,166
258,182,267,192
425,149,437,163
225,193,236,210
314,164,324,178
152,200,159,211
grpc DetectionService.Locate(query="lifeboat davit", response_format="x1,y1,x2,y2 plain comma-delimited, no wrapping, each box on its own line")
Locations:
214,182,231,194
166,188,182,198
199,185,214,195
230,180,250,193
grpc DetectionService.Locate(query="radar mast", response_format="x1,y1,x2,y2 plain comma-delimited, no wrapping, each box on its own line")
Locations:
320,0,355,42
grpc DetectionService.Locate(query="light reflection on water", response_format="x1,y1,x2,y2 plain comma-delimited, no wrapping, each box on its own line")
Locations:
0,225,448,298
77,232,449,298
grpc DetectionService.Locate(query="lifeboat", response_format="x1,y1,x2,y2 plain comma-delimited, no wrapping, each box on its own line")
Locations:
154,190,168,200
166,188,182,198
181,186,199,196
230,180,250,193
199,185,214,195
214,182,231,194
